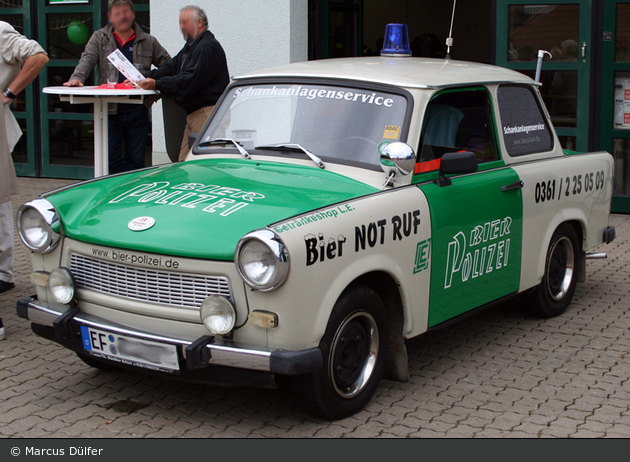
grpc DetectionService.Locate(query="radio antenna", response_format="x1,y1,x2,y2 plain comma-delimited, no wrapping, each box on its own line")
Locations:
445,0,457,59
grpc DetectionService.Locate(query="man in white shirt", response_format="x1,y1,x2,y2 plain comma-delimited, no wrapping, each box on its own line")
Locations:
0,21,48,340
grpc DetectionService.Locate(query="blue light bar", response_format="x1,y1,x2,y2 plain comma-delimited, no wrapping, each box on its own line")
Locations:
380,23,412,57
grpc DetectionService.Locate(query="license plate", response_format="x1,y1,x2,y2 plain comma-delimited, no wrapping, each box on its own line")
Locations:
80,326,180,373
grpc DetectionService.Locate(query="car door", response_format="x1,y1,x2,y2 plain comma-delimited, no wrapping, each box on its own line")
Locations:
415,87,524,328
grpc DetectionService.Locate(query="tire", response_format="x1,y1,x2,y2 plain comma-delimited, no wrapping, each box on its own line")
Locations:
291,284,388,420
76,353,122,372
523,223,579,318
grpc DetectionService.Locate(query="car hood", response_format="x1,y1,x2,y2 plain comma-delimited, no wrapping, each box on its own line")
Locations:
48,158,378,260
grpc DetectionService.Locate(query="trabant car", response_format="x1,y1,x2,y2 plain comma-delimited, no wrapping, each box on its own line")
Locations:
16,51,615,419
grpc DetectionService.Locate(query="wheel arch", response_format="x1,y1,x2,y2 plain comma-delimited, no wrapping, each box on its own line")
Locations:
351,271,409,383
526,209,587,291
565,219,585,283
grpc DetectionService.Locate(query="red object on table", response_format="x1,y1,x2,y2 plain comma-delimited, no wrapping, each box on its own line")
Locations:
96,83,135,90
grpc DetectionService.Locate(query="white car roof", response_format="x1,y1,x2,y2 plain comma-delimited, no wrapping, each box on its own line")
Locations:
233,57,537,90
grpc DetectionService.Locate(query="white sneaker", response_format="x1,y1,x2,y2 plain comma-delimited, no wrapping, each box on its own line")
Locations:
0,319,5,341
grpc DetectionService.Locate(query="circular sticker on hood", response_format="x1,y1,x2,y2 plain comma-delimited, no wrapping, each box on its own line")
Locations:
128,216,156,231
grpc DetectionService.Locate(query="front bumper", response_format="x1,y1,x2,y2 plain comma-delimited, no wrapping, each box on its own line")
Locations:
17,296,322,383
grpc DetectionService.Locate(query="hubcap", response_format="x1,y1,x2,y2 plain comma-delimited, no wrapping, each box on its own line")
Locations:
329,311,379,399
546,236,575,301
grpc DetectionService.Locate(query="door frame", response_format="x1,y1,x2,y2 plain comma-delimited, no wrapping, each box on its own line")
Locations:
414,86,524,327
4,1,151,180
599,0,630,213
37,1,101,180
495,0,593,153
308,0,364,60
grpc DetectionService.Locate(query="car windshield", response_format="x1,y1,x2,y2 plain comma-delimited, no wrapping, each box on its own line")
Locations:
195,83,409,170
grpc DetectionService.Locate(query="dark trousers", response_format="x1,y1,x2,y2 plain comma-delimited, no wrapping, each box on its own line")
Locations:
108,104,150,174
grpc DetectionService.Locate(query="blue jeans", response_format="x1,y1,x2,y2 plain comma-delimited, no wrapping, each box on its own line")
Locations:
108,104,150,174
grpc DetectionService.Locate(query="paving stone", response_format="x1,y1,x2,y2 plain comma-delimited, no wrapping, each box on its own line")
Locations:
444,424,478,438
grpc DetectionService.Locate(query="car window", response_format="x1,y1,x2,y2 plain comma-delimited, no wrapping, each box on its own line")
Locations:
196,83,410,170
497,84,554,156
416,89,499,174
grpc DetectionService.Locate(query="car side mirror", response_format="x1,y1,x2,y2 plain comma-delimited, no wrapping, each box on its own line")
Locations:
380,142,417,187
436,151,478,187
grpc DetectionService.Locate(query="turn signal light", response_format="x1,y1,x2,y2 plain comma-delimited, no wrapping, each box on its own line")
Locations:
248,311,278,329
30,272,50,286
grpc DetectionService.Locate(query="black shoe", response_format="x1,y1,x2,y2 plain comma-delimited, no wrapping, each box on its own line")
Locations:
0,281,15,294
0,318,4,341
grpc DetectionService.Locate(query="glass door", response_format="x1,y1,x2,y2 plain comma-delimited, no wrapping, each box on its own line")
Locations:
3,1,151,180
38,0,101,179
496,1,592,153
309,0,363,59
0,0,36,177
600,0,630,213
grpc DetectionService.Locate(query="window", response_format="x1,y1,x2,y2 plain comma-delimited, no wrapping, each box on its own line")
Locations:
497,84,554,156
198,83,409,171
417,89,499,173
507,4,579,63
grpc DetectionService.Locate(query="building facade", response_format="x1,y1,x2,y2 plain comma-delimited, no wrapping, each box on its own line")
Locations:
1,0,628,212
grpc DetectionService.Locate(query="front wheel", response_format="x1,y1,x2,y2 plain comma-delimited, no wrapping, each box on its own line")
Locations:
523,223,579,318
291,284,388,420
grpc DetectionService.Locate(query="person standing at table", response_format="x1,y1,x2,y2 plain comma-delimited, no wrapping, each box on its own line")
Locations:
64,0,170,174
138,5,229,161
0,21,48,341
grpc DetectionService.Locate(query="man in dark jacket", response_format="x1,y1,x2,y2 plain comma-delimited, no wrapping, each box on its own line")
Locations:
64,0,170,173
138,5,230,161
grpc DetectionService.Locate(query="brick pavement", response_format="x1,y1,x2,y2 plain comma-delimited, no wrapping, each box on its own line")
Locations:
1,177,629,438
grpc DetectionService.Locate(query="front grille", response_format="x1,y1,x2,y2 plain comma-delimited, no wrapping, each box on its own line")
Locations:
70,253,232,310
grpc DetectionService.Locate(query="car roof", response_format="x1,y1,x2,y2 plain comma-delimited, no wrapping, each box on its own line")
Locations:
233,57,537,90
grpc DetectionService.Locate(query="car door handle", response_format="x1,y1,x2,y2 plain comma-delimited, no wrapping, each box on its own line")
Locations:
501,180,524,192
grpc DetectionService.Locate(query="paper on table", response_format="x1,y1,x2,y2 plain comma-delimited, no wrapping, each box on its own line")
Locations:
107,49,145,84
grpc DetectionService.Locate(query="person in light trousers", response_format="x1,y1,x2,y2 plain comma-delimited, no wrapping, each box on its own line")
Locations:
0,21,49,340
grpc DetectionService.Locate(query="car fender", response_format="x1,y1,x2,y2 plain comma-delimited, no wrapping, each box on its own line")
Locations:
306,252,416,345
244,186,432,351
511,152,613,292
528,206,588,290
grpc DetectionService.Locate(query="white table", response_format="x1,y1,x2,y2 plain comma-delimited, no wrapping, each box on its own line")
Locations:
43,86,159,177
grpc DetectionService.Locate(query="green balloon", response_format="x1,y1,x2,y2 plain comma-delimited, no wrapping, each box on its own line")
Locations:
67,21,89,45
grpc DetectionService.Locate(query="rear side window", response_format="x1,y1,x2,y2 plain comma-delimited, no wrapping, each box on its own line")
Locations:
497,85,553,156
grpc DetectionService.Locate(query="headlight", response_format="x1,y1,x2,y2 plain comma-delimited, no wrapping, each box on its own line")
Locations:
17,198,60,253
200,296,236,335
235,229,290,291
49,267,75,305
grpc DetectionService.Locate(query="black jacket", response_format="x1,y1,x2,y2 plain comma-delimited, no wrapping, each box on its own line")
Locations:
149,29,229,115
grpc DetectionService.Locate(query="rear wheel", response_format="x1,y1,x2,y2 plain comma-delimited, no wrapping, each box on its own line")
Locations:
524,224,579,318
291,284,388,420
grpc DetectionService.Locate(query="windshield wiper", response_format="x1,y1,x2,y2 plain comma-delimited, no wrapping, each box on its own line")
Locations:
197,138,250,159
254,144,325,169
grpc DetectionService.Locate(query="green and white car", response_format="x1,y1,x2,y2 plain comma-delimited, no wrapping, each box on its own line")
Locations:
17,56,615,419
